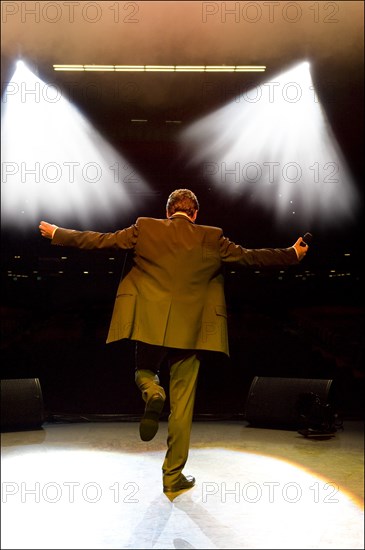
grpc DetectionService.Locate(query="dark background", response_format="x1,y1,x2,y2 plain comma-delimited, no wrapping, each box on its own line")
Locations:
1,1,364,422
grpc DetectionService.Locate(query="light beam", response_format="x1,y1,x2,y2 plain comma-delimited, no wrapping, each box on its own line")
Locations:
1,60,150,230
179,61,360,228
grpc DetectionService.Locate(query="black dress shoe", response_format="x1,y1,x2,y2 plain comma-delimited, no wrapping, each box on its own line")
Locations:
163,474,196,493
139,393,165,441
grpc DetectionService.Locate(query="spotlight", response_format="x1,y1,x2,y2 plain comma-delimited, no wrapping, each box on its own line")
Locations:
1,61,151,229
179,62,359,228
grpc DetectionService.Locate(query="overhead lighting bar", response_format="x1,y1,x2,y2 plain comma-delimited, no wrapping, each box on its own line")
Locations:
205,66,236,72
145,65,175,72
84,65,115,71
235,66,266,72
53,64,266,72
115,65,145,72
175,66,206,72
53,64,84,71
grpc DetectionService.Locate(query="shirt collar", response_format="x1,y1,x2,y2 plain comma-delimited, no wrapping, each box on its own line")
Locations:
168,212,194,223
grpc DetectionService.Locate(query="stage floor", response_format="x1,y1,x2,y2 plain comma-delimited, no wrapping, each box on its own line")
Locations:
1,420,364,549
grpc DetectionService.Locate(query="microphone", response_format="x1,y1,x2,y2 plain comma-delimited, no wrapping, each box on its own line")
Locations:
300,232,313,247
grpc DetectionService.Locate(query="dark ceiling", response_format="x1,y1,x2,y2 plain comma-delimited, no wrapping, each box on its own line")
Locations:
1,1,364,247
2,1,363,130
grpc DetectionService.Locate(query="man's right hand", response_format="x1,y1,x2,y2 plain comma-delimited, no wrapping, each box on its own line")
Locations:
293,237,308,261
39,221,58,239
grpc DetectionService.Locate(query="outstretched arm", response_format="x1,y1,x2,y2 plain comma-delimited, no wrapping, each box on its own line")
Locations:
219,232,309,267
39,220,138,250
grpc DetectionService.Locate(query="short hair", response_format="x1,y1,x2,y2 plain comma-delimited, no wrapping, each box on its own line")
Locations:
166,189,199,217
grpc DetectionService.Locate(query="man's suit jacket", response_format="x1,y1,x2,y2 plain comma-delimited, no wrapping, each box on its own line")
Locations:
52,214,298,356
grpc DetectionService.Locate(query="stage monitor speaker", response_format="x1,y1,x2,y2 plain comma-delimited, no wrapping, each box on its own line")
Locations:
244,376,334,429
1,378,45,432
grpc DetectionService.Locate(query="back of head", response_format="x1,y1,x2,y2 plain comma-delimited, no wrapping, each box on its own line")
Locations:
166,189,199,218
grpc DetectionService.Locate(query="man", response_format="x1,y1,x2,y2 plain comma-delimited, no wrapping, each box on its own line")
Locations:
39,188,308,495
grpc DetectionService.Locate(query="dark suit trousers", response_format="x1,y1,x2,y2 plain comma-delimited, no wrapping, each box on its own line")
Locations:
134,342,200,486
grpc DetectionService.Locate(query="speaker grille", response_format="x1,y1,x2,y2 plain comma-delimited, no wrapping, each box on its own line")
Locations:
1,378,45,432
244,376,334,429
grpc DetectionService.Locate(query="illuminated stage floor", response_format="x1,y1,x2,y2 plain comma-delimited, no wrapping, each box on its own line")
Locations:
1,420,364,549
